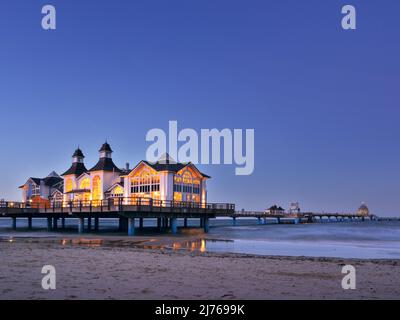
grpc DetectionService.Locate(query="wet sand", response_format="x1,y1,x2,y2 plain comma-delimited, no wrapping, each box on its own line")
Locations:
1,235,399,300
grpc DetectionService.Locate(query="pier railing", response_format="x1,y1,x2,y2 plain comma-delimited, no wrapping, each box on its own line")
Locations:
0,198,235,214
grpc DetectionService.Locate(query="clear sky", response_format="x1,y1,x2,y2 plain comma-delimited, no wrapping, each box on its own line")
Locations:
0,0,399,215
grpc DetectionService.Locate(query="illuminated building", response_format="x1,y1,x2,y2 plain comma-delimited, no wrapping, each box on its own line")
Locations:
20,143,210,205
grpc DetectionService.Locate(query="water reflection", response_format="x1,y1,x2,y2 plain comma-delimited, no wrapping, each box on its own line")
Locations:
172,239,221,253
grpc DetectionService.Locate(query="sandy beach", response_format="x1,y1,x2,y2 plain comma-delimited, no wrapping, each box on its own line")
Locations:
1,235,399,300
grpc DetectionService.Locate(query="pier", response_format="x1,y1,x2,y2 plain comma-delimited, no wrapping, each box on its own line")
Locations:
0,199,379,236
0,198,234,235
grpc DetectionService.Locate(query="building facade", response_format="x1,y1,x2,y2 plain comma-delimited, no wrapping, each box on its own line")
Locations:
20,143,210,206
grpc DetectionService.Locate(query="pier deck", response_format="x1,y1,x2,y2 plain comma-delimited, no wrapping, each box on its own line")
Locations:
0,198,377,235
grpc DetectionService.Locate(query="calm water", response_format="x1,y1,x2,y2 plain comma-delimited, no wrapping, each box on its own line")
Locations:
207,219,400,259
1,217,399,259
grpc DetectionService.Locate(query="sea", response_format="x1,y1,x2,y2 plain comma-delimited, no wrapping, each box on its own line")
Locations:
1,217,400,259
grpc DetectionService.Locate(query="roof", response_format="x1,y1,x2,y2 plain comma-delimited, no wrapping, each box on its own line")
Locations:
268,205,284,211
72,148,84,158
89,157,122,173
140,160,211,178
99,142,112,153
30,178,42,185
61,162,88,176
19,176,63,188
43,176,63,187
105,182,125,193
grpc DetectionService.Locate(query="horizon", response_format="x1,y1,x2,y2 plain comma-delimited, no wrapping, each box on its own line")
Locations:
1,0,399,216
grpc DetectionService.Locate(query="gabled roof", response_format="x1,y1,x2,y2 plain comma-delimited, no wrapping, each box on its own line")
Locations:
61,162,88,176
129,160,211,178
105,181,124,193
76,172,90,181
50,189,63,196
88,157,122,173
18,177,41,188
30,178,42,185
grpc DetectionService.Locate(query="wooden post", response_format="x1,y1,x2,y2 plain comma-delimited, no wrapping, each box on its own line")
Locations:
28,216,32,230
232,217,237,226
139,218,144,229
203,218,209,233
61,217,66,229
53,217,58,230
184,218,188,228
47,217,52,231
157,217,161,230
94,216,99,231
128,218,135,236
78,217,84,234
170,218,178,234
12,217,16,230
87,217,92,232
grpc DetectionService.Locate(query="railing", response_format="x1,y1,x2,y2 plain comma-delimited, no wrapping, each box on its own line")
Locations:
0,198,235,212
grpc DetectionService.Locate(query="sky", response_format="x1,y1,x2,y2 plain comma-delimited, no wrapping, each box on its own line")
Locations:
0,0,399,216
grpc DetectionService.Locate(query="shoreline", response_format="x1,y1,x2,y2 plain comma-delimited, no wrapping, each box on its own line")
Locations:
1,230,400,262
1,238,400,299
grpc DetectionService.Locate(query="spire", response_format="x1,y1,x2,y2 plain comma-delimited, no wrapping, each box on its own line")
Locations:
99,141,113,158
158,152,176,164
72,147,85,163
61,147,88,176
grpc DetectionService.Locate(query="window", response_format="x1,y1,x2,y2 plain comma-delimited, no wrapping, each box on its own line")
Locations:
173,171,201,203
65,179,73,192
79,178,90,190
92,176,101,200
130,171,160,195
32,183,40,196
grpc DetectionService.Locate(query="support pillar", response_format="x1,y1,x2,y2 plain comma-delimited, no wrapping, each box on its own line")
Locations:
12,217,16,230
232,217,237,226
87,217,92,232
78,217,84,234
257,217,262,225
157,218,161,230
61,217,65,229
184,218,188,228
277,217,281,224
47,217,52,231
53,217,58,230
94,217,99,231
170,218,178,234
27,217,32,230
203,218,209,233
128,218,135,236
139,218,144,229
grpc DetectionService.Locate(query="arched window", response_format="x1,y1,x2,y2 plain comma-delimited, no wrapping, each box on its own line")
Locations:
65,179,73,192
130,170,160,195
79,178,90,190
92,176,101,201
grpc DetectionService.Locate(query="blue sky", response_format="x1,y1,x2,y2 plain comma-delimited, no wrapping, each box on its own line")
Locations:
0,0,399,215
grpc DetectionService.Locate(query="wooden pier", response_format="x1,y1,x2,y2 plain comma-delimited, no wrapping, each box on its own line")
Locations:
0,198,235,235
0,198,379,236
220,210,377,224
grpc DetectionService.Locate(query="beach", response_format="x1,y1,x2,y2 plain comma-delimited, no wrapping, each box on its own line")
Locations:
1,235,400,300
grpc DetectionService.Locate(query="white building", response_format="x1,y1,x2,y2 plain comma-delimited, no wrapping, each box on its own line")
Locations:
21,142,210,206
